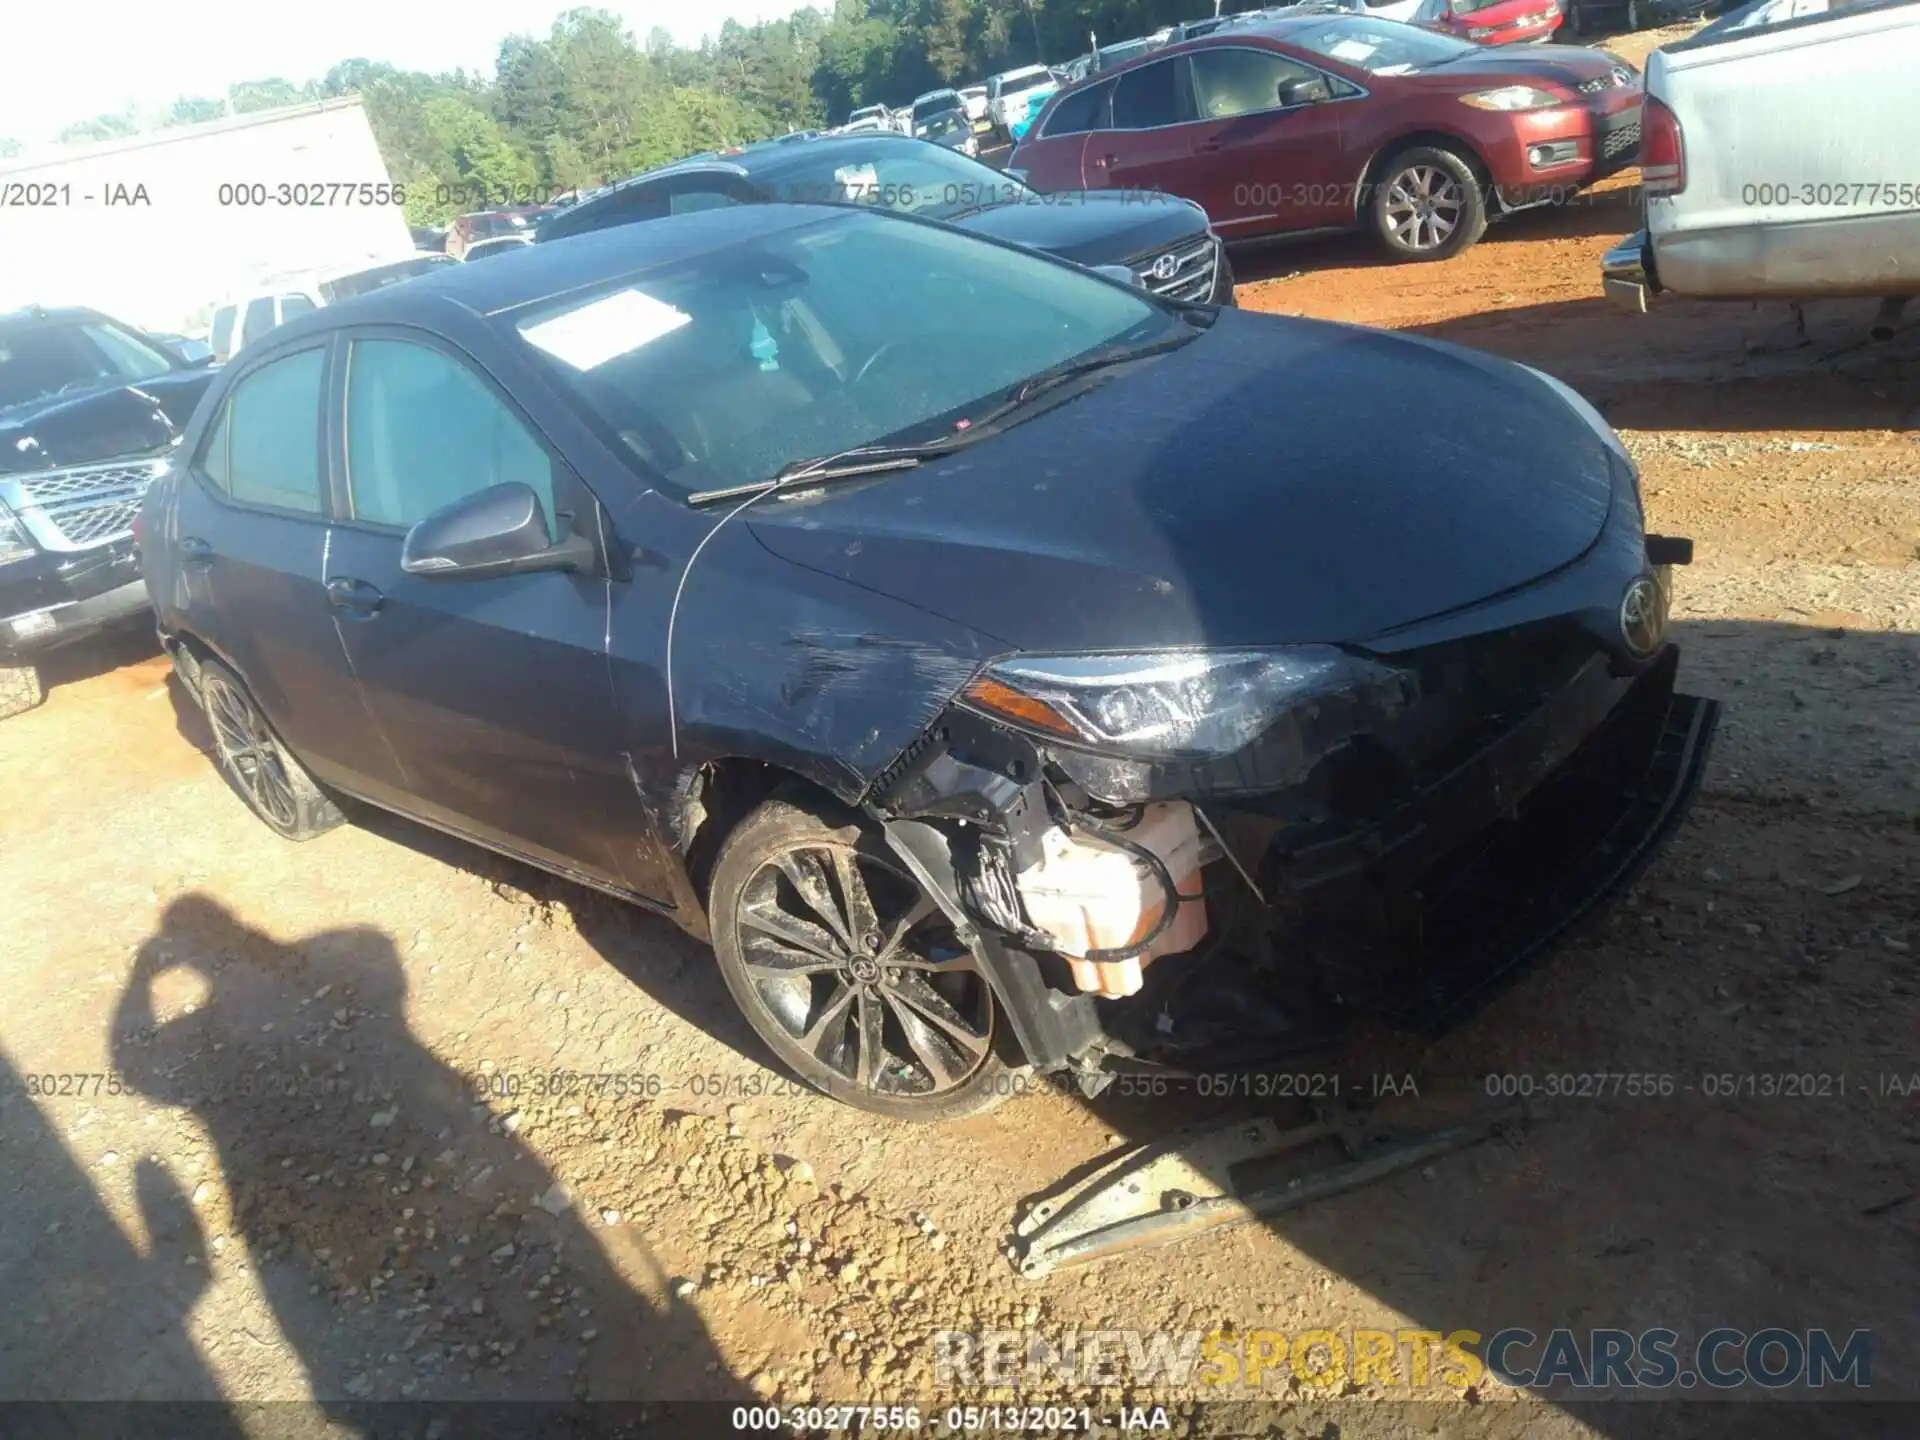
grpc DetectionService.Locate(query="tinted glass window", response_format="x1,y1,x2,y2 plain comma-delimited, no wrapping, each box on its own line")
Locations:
758,145,1030,220
211,306,237,357
514,209,1180,498
318,255,457,302
1191,48,1321,118
345,340,557,538
279,294,316,321
1000,70,1052,96
197,405,231,490
240,297,277,346
1111,60,1181,129
670,187,742,215
225,349,324,513
1045,83,1110,136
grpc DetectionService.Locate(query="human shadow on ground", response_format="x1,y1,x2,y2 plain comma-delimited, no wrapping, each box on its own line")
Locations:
104,894,755,1424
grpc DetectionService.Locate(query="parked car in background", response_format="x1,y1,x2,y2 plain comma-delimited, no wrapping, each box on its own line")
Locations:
1006,76,1065,144
910,89,968,133
409,225,449,252
462,236,536,262
0,305,221,718
1601,0,1919,312
1060,30,1177,83
209,254,460,362
847,103,892,129
146,331,216,365
986,64,1059,137
957,84,991,129
916,110,982,156
141,203,1711,1119
446,207,550,260
1014,16,1642,261
535,132,1235,305
838,114,894,134
1411,0,1566,41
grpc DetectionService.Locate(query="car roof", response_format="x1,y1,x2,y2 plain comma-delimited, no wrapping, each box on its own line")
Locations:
991,63,1052,79
260,205,846,337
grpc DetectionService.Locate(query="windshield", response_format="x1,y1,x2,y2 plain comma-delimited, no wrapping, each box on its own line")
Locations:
1287,17,1477,69
756,142,1031,220
513,211,1177,498
919,112,969,139
0,317,174,412
320,254,459,301
913,94,959,120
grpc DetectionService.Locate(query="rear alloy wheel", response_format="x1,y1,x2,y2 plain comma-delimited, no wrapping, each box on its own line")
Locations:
0,662,44,721
709,795,1013,1121
198,658,344,841
1371,146,1488,262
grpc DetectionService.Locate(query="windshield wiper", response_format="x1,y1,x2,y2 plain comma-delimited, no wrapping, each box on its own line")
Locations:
685,328,1197,508
686,439,964,507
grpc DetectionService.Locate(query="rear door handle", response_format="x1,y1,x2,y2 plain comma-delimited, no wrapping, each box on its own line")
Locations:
325,576,384,617
178,536,214,565
1196,139,1224,153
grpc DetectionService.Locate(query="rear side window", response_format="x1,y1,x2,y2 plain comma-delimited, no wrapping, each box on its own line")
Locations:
1045,83,1111,137
240,296,277,347
207,349,325,513
1111,59,1184,129
670,188,743,215
343,339,557,537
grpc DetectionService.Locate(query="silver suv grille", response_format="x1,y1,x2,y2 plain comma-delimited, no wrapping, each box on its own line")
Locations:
1127,235,1218,304
0,457,169,553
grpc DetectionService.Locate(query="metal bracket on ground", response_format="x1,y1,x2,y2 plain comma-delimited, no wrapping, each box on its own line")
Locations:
1009,1106,1522,1279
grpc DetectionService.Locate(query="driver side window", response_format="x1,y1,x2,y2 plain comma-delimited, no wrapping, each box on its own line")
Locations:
1189,48,1327,119
343,339,558,540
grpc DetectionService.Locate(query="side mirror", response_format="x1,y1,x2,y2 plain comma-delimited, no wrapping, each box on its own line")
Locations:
401,482,594,581
1091,263,1144,288
1278,77,1331,106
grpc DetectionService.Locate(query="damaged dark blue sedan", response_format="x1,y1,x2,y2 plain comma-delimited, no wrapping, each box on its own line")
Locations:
142,204,1716,1120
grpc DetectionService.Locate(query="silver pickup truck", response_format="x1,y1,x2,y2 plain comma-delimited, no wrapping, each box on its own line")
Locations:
1601,0,1920,319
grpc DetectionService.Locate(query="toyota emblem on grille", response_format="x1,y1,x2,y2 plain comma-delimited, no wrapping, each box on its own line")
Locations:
1149,252,1181,282
1619,574,1667,659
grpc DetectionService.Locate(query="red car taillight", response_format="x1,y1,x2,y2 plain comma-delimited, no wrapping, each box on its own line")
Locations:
1640,95,1685,196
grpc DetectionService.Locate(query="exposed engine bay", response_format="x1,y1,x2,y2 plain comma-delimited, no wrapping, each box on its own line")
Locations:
865,606,1719,1089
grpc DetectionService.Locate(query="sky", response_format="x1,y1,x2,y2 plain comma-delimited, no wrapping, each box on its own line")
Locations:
1,0,809,145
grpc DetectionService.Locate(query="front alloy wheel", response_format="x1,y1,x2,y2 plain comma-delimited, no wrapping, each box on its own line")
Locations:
709,795,1013,1120
1371,146,1488,261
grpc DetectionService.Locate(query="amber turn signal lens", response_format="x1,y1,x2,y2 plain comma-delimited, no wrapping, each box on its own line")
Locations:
961,674,1080,739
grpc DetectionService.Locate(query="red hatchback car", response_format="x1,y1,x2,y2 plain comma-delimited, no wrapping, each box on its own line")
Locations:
1010,14,1640,261
1411,0,1567,45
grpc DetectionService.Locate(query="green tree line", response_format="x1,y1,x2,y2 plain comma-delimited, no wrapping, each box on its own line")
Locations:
9,1,1210,224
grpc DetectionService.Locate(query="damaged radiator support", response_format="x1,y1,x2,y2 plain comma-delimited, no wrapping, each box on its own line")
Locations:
1010,1106,1522,1278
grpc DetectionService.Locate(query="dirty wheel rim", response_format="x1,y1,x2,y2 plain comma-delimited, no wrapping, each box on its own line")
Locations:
736,842,992,1098
204,673,299,829
1384,165,1464,252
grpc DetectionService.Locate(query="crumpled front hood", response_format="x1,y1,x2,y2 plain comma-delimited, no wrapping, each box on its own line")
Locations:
747,309,1616,653
956,190,1209,268
0,369,216,474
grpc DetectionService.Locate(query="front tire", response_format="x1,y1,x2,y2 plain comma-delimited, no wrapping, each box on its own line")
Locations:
198,658,344,841
1370,146,1488,262
0,662,44,720
708,793,1013,1121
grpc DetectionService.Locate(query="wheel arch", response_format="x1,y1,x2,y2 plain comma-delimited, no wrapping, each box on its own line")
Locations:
1355,129,1497,222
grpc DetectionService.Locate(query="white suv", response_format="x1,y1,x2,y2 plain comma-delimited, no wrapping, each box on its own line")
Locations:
986,65,1056,136
208,253,458,362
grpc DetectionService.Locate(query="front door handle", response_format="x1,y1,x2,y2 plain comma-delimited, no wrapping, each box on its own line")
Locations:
178,536,214,566
1196,139,1224,154
325,576,384,617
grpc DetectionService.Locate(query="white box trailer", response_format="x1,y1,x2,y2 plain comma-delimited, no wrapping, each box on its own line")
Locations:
0,98,412,336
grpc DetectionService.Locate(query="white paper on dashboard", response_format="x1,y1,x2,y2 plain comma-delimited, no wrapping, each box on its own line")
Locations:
520,288,692,370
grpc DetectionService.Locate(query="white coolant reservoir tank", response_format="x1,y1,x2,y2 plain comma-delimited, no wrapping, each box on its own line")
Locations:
1013,802,1210,998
